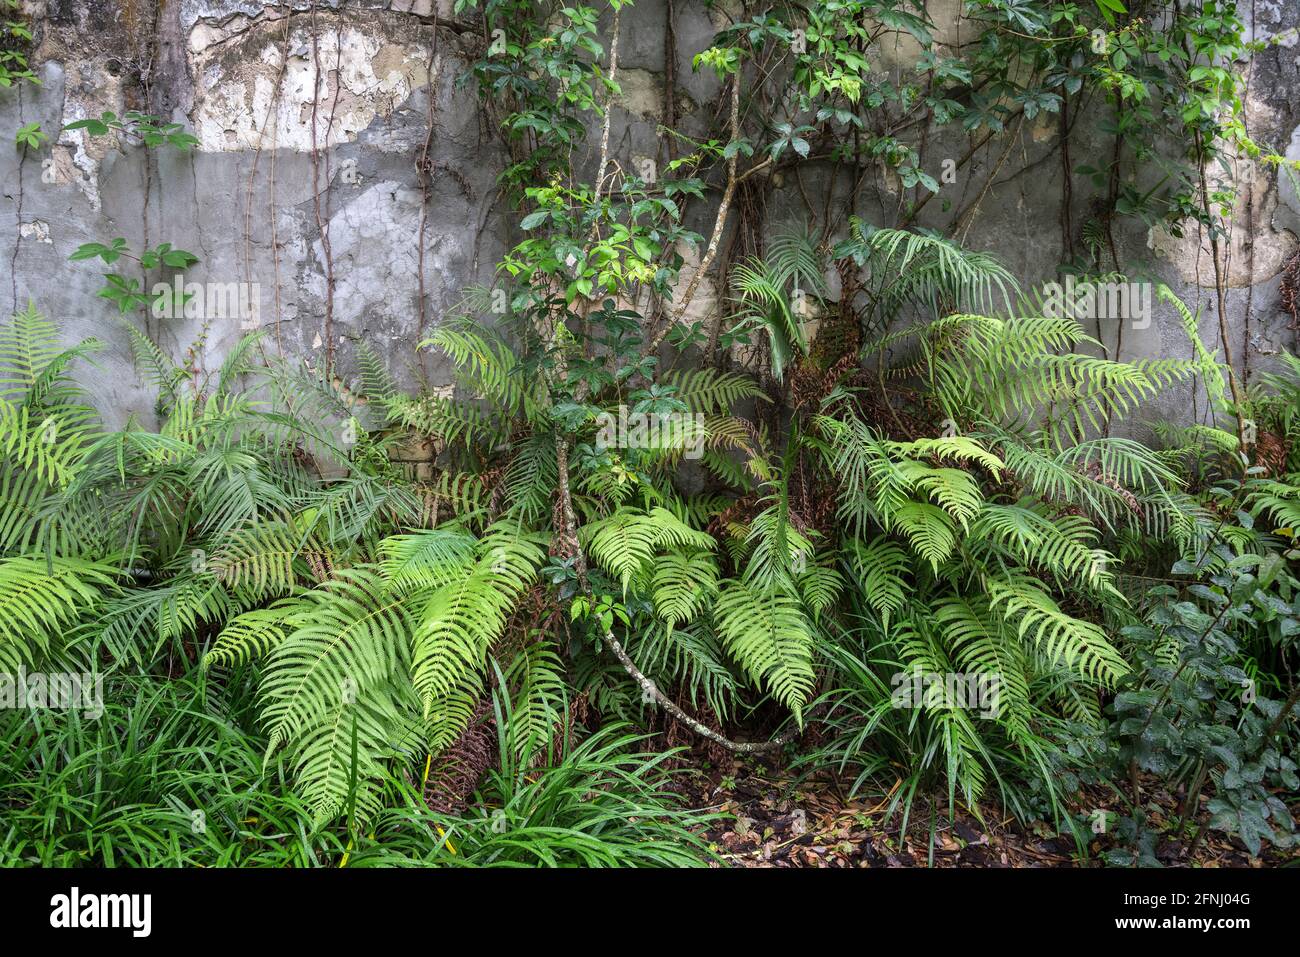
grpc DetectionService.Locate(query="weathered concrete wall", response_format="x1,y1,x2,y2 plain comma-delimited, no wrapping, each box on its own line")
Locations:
2,0,1299,432
4,0,506,423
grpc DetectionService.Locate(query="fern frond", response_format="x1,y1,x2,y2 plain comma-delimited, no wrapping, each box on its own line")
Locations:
845,537,911,628
261,568,410,756
713,581,815,723
660,368,766,415
986,574,1128,686
378,527,479,594
204,601,301,669
422,325,544,422
0,556,116,670
651,551,720,630
892,501,957,571
408,527,545,716
798,562,844,619
501,640,567,761
583,507,714,594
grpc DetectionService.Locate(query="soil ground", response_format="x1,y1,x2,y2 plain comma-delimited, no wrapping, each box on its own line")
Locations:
674,751,1300,868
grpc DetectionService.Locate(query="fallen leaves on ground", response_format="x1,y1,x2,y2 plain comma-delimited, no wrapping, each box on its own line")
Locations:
674,755,1300,869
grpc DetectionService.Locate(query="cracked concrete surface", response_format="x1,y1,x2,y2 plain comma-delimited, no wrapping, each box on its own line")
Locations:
1,0,1298,433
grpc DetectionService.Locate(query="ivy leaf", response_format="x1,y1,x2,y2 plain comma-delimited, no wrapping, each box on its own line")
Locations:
161,248,199,269
69,239,127,264
520,210,550,230
15,122,46,150
63,118,110,136
722,139,753,161
875,9,932,46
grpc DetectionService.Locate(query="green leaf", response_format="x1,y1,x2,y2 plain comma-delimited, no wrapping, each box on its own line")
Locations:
62,118,109,136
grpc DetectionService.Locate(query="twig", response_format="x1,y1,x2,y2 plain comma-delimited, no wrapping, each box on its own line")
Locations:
591,5,621,211
646,73,742,357
309,1,337,377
